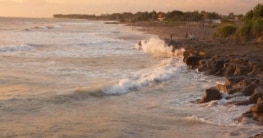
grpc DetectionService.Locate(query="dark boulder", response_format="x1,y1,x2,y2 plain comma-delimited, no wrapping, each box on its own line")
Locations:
224,63,236,76
234,65,249,75
228,88,242,94
201,56,230,76
197,88,222,103
247,63,263,76
250,104,263,113
185,56,204,69
249,88,263,103
242,83,258,96
224,76,245,87
224,76,260,94
252,112,263,122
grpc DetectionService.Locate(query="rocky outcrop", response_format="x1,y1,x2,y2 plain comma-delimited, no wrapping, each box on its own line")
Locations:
182,47,263,123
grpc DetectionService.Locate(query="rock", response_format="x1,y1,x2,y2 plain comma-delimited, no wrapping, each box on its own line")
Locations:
216,84,227,92
234,65,249,75
249,88,263,103
248,63,263,76
250,104,263,113
242,83,258,96
251,112,263,122
235,100,253,105
242,111,253,117
185,56,204,69
198,50,206,56
181,43,263,124
224,76,245,87
228,88,242,94
201,56,229,76
197,88,222,103
251,132,263,138
224,76,260,95
257,98,263,104
224,63,236,76
240,104,263,123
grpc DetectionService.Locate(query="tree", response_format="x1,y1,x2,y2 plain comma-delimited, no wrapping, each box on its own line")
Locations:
228,12,234,19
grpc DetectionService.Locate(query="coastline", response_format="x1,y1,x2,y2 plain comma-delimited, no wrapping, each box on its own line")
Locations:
0,16,262,137
128,22,263,137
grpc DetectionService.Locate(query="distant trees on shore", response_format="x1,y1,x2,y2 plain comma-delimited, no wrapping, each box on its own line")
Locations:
54,3,262,41
53,10,222,22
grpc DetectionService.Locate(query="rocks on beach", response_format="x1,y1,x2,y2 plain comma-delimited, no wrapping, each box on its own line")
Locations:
197,88,222,103
172,40,263,123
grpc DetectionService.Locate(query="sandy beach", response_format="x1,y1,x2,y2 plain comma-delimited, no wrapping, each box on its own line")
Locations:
128,22,263,58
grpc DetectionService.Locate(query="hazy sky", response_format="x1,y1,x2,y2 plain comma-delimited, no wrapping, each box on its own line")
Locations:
0,0,262,17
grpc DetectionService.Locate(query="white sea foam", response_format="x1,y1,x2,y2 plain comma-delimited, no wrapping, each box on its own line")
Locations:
185,97,254,127
102,61,181,95
46,25,61,29
185,113,243,127
102,38,187,95
135,38,170,56
102,79,140,95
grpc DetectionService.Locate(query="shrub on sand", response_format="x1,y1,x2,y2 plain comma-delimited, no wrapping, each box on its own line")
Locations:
213,24,237,39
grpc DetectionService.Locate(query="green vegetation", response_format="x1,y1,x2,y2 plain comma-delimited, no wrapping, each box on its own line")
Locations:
214,3,263,41
213,24,237,38
236,4,263,41
54,10,221,23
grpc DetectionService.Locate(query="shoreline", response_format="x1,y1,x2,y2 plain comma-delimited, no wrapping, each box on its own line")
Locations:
128,22,263,137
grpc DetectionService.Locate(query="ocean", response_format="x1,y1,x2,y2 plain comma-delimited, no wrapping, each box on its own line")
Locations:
0,17,261,138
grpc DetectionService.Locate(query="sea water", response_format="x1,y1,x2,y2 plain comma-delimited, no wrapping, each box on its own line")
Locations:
0,17,261,138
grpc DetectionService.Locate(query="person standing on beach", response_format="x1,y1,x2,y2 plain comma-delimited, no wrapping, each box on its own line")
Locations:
189,32,196,40
185,31,188,39
172,45,176,57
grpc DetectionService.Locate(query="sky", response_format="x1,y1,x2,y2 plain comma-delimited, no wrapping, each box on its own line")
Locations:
0,0,262,17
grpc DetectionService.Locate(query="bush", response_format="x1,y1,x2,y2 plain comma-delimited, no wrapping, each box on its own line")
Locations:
235,22,252,41
214,24,237,38
234,4,263,41
235,13,263,41
252,18,263,37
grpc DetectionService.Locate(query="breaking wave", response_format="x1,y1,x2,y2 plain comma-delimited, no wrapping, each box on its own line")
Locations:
24,25,61,31
102,38,186,95
135,38,185,57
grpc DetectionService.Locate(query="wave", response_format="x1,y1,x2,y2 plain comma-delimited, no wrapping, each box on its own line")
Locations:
185,112,257,127
0,44,33,53
0,38,187,112
135,38,185,58
183,94,257,126
24,25,61,31
101,38,186,95
101,60,185,95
